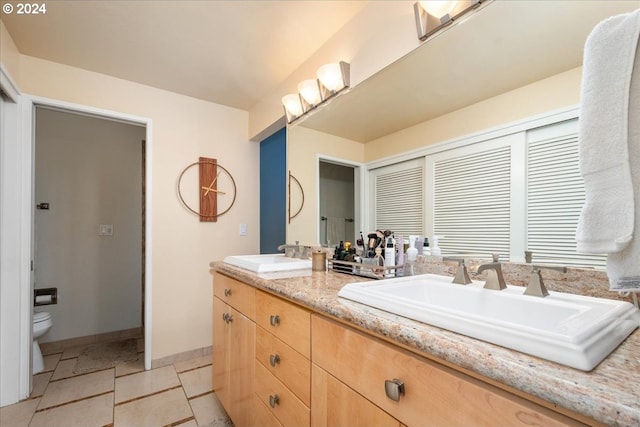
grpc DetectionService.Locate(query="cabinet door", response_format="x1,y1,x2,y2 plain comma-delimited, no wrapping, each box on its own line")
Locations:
212,297,230,409
312,315,582,427
227,306,256,427
312,364,400,427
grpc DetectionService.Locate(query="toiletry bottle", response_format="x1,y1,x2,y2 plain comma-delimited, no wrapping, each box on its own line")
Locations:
373,247,384,278
431,235,442,256
423,237,431,256
406,235,418,276
396,235,405,275
416,235,423,256
384,237,395,278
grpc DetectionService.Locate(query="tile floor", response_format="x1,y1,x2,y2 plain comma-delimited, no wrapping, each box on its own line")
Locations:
0,339,233,427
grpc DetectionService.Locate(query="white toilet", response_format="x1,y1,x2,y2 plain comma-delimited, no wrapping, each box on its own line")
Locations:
33,311,53,374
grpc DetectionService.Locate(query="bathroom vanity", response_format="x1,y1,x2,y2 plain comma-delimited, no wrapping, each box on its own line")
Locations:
210,262,640,427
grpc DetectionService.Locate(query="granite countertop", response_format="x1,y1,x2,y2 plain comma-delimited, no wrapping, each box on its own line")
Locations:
211,261,640,426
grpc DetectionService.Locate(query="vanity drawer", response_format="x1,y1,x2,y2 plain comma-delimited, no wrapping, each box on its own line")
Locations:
256,291,310,358
256,325,311,406
256,360,310,427
213,272,255,320
311,315,582,427
254,394,284,427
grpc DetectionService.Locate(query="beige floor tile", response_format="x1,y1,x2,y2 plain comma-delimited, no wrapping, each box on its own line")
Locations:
30,372,52,399
178,366,212,398
59,345,85,360
37,369,114,410
189,392,231,426
114,387,193,427
0,397,40,427
42,354,61,373
175,419,198,427
115,357,145,377
174,355,211,373
49,359,78,381
29,393,113,427
114,365,180,404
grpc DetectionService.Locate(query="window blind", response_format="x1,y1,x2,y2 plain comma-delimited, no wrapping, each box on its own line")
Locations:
433,146,511,259
373,164,424,236
526,127,606,268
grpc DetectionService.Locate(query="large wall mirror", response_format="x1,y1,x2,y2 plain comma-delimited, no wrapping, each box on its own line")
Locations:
285,1,639,253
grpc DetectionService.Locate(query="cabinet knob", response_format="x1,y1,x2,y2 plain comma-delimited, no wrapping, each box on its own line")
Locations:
224,288,232,297
222,313,227,322
269,394,280,408
269,315,280,327
384,378,405,402
226,313,233,323
269,354,281,367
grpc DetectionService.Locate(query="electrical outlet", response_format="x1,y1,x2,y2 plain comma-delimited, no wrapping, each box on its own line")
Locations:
239,223,247,236
99,224,114,236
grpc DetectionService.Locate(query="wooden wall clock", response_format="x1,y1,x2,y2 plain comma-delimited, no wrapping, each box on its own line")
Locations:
178,157,237,222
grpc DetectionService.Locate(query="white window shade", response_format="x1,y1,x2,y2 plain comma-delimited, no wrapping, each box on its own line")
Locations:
526,120,606,268
371,160,424,236
433,145,511,258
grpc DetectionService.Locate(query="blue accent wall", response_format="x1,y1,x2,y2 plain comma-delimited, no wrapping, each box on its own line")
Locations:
260,128,286,254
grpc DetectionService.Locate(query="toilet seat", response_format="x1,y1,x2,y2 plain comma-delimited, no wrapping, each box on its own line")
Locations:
34,311,51,323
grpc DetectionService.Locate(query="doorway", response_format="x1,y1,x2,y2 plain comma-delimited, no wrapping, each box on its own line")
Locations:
34,107,147,349
319,160,357,246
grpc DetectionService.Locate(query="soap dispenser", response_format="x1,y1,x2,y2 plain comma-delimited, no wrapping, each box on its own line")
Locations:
431,235,442,256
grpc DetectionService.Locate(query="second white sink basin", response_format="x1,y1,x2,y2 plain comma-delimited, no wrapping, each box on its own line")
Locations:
223,254,312,273
338,274,640,370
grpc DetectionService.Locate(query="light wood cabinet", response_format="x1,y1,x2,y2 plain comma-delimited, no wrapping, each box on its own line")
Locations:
311,315,585,427
312,363,400,427
254,290,311,427
212,273,256,427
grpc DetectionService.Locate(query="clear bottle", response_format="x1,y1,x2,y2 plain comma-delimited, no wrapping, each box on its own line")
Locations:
384,237,395,278
406,235,418,276
422,237,431,256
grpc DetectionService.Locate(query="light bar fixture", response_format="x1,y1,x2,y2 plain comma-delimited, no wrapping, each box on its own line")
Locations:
414,0,485,41
282,61,350,124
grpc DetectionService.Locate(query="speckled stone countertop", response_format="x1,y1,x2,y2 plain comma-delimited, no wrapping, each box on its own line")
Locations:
211,261,640,426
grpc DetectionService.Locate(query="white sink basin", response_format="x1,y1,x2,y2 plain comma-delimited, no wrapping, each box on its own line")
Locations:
338,274,640,370
223,254,312,273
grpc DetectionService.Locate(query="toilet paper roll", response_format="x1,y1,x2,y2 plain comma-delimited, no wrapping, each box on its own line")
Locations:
35,295,52,304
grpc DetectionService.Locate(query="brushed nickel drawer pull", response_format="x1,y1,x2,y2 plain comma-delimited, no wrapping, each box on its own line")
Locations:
226,313,233,323
269,354,281,367
269,394,280,408
224,288,232,297
269,315,280,326
222,313,227,322
384,378,405,402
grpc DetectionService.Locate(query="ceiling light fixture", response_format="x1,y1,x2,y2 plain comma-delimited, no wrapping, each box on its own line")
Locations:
414,0,486,41
282,61,350,124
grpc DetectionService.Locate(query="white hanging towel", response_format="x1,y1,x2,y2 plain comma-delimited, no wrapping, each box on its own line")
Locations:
326,217,344,246
576,9,640,255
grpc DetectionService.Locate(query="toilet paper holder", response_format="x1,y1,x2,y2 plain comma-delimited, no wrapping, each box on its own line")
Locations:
34,288,57,306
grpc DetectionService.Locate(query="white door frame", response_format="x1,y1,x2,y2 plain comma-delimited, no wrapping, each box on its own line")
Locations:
0,88,154,406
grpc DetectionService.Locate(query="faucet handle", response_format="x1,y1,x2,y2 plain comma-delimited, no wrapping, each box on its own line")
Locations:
443,257,472,285
525,265,567,297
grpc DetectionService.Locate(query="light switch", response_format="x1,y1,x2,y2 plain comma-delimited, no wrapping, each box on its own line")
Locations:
239,223,247,236
99,224,114,236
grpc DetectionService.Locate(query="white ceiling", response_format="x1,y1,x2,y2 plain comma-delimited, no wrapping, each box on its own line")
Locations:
1,0,367,110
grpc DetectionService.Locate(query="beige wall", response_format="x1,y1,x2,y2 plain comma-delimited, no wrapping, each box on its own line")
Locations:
16,54,259,361
364,67,583,162
287,125,364,244
0,20,20,87
35,108,144,342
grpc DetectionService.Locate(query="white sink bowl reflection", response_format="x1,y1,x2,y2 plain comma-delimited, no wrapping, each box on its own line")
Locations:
223,254,312,273
338,274,640,371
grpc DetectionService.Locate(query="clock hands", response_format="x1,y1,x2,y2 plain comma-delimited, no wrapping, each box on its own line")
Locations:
201,172,227,197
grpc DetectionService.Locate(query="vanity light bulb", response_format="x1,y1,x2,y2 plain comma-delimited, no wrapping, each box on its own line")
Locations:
281,93,303,117
419,0,459,18
298,79,321,106
317,63,344,92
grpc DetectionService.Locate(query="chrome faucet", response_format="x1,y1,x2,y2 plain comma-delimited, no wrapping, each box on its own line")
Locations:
476,254,506,290
524,265,567,297
443,257,472,285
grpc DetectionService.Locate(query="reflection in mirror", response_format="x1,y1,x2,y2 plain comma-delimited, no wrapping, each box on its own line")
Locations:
319,161,355,247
